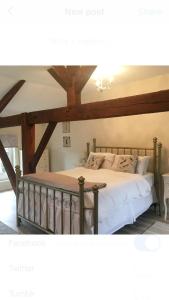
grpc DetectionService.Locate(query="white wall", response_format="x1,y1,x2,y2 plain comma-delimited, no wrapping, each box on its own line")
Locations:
49,73,169,173
82,73,169,102
0,74,66,116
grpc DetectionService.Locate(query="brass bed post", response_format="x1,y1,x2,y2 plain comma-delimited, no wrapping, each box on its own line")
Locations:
153,137,158,214
15,165,21,227
93,185,99,234
86,142,90,159
153,137,157,179
93,138,96,152
157,142,162,215
78,176,85,234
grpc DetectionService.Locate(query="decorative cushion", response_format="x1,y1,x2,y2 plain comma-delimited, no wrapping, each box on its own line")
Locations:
85,154,105,170
111,154,138,173
136,156,151,175
86,152,115,170
101,153,116,169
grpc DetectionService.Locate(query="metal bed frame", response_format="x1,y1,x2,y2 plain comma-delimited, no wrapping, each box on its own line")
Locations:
15,167,106,234
87,137,162,213
16,137,162,234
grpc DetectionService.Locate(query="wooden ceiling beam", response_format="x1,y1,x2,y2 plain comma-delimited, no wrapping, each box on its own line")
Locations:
30,122,57,171
0,114,22,128
0,139,16,192
48,67,68,91
0,80,25,113
1,89,169,127
48,66,96,106
28,89,169,124
74,66,97,93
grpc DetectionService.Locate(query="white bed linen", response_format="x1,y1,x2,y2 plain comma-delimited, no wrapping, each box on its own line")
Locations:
143,172,154,188
58,167,153,234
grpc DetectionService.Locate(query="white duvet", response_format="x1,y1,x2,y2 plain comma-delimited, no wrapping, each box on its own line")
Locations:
58,167,153,234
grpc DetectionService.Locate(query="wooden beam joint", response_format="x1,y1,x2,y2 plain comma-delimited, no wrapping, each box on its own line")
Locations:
48,66,96,106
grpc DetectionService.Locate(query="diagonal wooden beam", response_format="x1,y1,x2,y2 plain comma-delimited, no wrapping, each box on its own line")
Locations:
48,67,68,91
74,66,97,93
48,66,96,106
49,66,80,105
0,80,25,113
30,122,57,171
0,139,16,192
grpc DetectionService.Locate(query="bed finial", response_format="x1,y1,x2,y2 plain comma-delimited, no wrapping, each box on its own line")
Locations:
15,165,21,178
158,142,162,149
153,137,157,145
78,176,85,186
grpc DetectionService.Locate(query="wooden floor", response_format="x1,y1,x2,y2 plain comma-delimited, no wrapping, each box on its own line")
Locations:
0,189,166,234
115,208,163,234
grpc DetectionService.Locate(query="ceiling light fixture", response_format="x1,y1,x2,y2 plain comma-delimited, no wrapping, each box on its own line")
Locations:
91,65,124,92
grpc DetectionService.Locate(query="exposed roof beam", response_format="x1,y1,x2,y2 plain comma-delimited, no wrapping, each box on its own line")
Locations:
48,66,96,106
48,67,68,91
28,89,169,124
1,89,169,128
0,114,22,128
74,66,97,93
0,80,25,113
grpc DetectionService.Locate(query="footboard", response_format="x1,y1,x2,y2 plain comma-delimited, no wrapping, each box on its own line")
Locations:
15,166,106,234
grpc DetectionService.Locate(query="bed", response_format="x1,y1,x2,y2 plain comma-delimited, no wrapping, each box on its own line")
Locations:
15,137,162,234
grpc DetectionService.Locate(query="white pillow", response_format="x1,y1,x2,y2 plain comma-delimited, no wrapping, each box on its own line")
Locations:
136,156,151,175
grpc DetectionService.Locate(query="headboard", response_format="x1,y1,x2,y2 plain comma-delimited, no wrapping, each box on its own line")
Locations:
86,137,162,208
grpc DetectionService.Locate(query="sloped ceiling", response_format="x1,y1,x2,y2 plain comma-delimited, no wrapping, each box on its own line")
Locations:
0,65,169,88
0,65,169,116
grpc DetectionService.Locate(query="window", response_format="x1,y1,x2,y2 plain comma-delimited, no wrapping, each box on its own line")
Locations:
0,148,17,181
